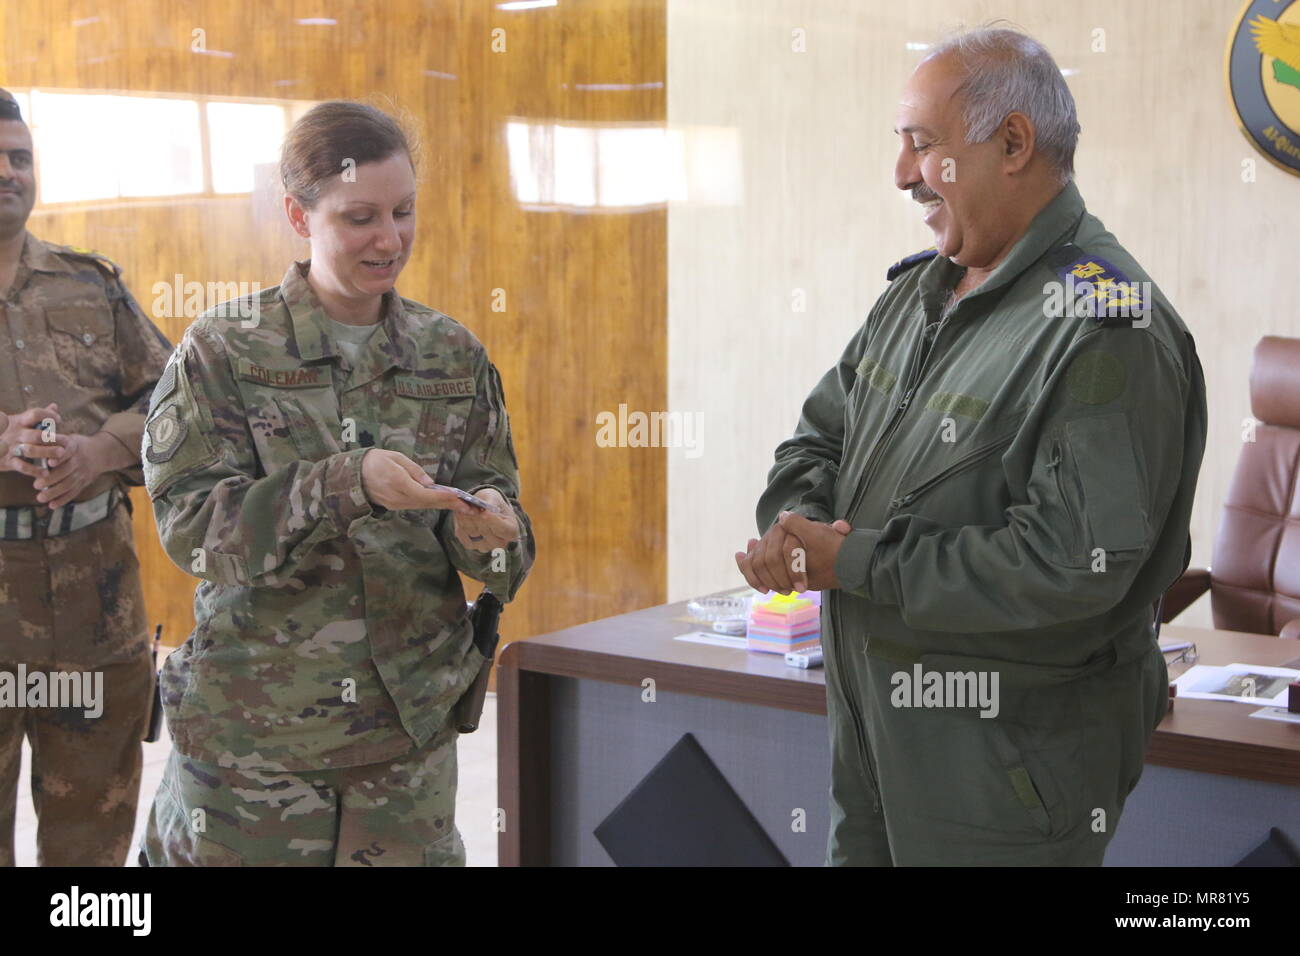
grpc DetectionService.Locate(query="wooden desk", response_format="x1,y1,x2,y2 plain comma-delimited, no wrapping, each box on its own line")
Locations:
497,599,1300,866
1147,627,1300,786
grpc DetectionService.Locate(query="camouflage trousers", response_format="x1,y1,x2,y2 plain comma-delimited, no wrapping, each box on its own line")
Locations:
143,721,465,866
0,653,152,866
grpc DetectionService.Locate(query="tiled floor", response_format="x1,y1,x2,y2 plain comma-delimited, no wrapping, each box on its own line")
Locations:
13,694,501,867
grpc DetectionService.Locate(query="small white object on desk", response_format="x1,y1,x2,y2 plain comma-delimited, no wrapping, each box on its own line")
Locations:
785,648,823,669
1249,706,1300,725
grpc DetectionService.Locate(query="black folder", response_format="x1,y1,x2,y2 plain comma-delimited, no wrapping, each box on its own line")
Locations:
1235,827,1300,867
593,733,789,867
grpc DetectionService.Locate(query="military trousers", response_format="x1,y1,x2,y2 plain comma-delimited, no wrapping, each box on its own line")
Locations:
0,653,152,866
823,624,1168,866
143,721,465,866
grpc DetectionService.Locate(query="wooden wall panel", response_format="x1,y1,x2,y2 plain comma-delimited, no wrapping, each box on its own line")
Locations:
1,0,667,648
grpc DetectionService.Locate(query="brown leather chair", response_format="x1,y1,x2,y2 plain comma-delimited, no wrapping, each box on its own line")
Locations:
1159,336,1300,639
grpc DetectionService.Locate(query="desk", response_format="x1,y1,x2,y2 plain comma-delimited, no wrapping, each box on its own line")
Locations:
497,598,1300,866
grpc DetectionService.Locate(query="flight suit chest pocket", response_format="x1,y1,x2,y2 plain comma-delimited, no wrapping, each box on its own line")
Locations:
887,414,1024,519
45,304,116,388
385,374,476,485
235,359,339,474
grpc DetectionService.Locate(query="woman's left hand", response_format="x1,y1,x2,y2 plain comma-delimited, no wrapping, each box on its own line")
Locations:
451,486,520,553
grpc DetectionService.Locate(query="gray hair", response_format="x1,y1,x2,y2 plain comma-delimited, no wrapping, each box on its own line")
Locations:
922,26,1080,184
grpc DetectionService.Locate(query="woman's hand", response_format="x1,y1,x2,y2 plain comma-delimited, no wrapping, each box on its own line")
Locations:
360,448,479,514
450,486,519,553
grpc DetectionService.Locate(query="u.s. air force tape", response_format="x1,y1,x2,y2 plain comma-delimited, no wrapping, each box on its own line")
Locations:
394,376,476,399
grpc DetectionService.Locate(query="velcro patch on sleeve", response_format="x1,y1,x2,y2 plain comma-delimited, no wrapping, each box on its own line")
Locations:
144,405,188,463
147,361,178,414
1065,349,1127,405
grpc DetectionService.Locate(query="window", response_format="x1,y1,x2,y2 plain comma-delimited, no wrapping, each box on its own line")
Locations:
15,88,305,206
505,119,740,210
207,101,288,194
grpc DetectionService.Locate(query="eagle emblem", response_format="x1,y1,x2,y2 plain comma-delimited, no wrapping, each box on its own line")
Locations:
1228,0,1300,175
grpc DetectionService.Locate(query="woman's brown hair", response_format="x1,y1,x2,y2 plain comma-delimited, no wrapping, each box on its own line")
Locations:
280,100,417,209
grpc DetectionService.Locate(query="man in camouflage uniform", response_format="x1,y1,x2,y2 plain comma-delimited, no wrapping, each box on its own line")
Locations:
141,258,534,866
0,89,173,865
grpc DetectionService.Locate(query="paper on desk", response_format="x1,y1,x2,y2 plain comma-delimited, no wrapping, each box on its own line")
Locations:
1249,706,1300,725
1172,663,1300,705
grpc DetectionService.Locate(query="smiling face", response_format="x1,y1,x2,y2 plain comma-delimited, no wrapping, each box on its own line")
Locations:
893,54,1025,271
0,119,36,238
284,151,416,313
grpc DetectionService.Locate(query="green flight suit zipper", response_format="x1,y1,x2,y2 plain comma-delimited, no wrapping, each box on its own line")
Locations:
844,314,946,526
884,423,1021,515
832,312,949,816
828,589,882,813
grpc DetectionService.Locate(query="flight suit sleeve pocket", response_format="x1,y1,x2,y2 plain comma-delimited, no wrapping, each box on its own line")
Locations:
1065,412,1149,553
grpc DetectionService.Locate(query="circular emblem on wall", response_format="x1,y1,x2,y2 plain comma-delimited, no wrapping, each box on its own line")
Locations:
1227,0,1300,175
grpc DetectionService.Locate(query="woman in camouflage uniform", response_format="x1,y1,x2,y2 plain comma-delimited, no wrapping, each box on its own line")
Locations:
140,102,534,866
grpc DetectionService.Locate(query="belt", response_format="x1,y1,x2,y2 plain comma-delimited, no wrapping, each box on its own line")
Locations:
0,486,121,541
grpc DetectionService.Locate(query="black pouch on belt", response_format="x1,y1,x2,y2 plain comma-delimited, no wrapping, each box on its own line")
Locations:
453,591,503,734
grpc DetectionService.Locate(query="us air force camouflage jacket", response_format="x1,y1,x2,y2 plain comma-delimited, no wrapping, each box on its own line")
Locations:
143,261,534,771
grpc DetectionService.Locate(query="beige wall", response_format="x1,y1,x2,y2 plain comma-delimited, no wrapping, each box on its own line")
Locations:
667,0,1298,629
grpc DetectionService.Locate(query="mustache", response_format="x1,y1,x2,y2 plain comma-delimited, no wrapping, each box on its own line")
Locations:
911,184,940,204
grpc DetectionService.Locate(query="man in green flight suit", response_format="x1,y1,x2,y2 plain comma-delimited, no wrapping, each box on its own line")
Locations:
736,26,1207,865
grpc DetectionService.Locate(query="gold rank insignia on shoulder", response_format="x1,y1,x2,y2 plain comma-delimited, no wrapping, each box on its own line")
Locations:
394,376,475,399
60,245,119,272
1043,243,1151,326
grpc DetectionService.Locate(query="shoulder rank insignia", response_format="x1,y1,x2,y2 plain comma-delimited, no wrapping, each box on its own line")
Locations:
59,244,123,279
1043,244,1149,326
886,248,937,281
